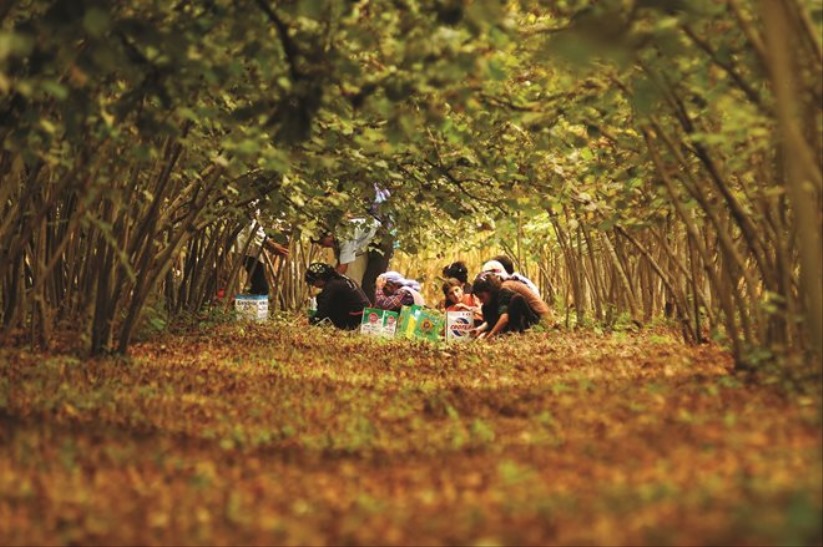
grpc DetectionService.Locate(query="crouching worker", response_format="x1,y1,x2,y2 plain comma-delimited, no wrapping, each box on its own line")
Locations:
304,263,369,330
374,271,425,312
471,272,549,340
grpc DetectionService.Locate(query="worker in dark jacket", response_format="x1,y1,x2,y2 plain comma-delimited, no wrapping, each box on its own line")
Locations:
471,272,547,339
304,263,369,330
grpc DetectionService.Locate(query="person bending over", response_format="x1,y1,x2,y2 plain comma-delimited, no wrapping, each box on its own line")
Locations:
304,263,369,330
374,271,425,312
471,273,547,340
483,257,540,297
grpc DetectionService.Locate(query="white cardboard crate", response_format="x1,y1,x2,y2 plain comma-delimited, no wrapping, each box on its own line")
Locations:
234,294,268,322
446,311,473,342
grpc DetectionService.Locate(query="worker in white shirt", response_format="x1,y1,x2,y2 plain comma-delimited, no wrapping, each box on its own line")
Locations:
237,214,289,296
315,217,378,289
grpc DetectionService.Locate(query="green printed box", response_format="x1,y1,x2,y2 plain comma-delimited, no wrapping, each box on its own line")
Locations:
411,309,445,342
397,305,423,339
360,308,399,338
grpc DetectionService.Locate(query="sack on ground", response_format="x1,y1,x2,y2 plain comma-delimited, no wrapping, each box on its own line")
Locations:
398,305,423,339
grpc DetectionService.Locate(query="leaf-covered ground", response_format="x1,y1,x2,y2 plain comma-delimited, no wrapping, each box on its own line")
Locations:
1,321,821,546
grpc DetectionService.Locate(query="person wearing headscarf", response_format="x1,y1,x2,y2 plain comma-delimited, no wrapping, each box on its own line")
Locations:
374,271,426,312
482,258,541,297
487,263,551,321
304,262,369,330
471,272,549,339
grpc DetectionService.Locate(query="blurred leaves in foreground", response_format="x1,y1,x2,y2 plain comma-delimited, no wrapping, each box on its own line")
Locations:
0,320,820,545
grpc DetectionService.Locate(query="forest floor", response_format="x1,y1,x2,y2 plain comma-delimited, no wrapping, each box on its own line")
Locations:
1,319,821,546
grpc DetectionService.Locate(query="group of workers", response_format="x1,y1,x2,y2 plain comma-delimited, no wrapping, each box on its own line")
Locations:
236,195,550,340
303,257,551,340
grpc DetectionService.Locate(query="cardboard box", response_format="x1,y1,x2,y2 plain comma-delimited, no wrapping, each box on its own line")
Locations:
360,308,399,338
398,305,423,339
412,309,445,342
446,311,474,342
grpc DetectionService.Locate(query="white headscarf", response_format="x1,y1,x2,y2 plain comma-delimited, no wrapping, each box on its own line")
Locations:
481,260,511,279
379,271,405,285
379,271,425,304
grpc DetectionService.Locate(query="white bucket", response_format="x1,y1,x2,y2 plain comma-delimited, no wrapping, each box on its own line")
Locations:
235,294,269,322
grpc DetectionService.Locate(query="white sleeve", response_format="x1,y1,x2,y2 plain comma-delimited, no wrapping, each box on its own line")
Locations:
237,216,266,257
338,239,358,265
521,276,540,296
338,218,378,263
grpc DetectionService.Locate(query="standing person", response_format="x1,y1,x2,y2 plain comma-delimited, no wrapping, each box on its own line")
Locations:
304,263,369,330
374,271,425,312
471,273,548,340
316,216,379,291
237,214,289,296
361,184,395,305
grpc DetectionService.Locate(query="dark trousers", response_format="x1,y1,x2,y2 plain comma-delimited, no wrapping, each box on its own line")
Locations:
361,230,394,305
244,256,269,296
506,295,540,333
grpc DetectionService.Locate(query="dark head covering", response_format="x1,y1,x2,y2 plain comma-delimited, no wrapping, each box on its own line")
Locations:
472,271,503,294
305,262,335,284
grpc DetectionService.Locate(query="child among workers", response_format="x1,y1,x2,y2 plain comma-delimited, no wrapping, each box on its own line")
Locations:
442,277,483,324
442,261,473,294
437,260,473,310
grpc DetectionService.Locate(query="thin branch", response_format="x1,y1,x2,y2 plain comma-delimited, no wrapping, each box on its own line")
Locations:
681,24,769,116
253,0,302,81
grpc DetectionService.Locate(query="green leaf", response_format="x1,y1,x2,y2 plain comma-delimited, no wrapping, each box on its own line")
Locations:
0,31,34,60
484,59,507,81
298,0,326,20
41,80,68,100
83,8,110,38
